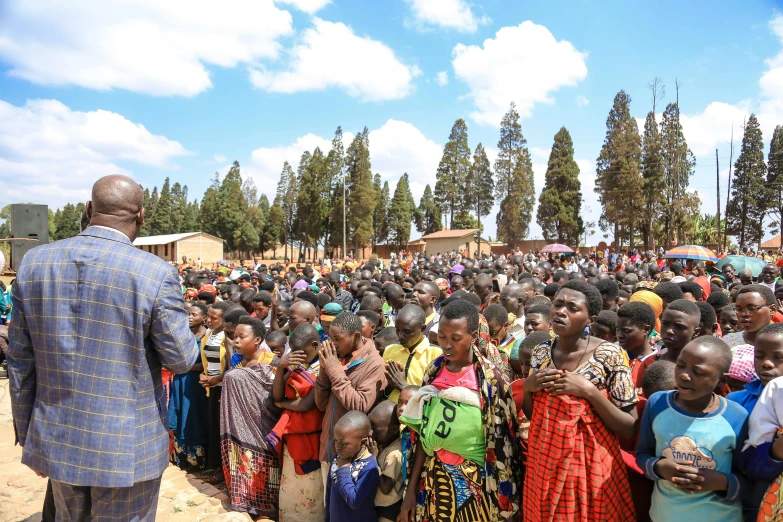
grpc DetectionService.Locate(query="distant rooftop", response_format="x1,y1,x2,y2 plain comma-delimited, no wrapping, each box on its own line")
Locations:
420,228,479,240
133,232,223,246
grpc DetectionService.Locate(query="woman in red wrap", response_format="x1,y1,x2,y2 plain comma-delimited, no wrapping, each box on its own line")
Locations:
522,280,638,522
270,323,325,522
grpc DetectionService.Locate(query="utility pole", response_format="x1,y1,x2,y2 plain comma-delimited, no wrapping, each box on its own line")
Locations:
716,149,721,251
342,171,346,259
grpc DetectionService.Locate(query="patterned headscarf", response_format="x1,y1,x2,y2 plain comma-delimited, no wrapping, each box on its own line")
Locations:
729,344,758,383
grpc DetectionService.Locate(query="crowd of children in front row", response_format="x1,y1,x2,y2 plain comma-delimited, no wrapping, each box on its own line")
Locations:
168,260,783,522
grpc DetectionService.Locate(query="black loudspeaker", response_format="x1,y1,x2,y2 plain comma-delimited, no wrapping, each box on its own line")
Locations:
10,204,49,271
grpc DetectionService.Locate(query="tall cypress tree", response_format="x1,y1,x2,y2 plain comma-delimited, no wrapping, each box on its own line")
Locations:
537,127,583,246
372,174,390,248
494,103,534,245
766,126,783,243
273,161,297,260
416,184,442,235
169,182,185,233
727,114,767,248
218,161,248,253
346,128,374,251
640,111,666,249
466,143,494,250
594,90,642,248
326,126,346,255
660,102,696,246
294,150,314,258
199,173,221,237
434,119,470,227
387,174,414,249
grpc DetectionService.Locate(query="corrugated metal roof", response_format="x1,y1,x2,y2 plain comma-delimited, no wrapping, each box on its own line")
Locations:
133,232,200,246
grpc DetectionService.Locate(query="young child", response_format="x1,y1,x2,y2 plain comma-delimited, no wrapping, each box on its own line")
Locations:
269,323,324,522
695,301,717,337
374,327,399,356
509,330,550,474
265,329,288,358
523,303,552,335
368,401,403,522
325,411,379,522
484,303,521,357
623,360,676,522
741,375,783,521
719,304,741,337
357,310,379,339
397,385,418,489
617,301,659,394
591,310,618,343
636,336,747,522
734,324,783,519
276,300,292,330
657,299,701,363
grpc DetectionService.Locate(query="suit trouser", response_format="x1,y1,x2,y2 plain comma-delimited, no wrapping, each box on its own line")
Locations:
50,476,162,522
42,479,56,522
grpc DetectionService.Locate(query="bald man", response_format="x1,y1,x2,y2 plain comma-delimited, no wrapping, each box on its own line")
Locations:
8,175,198,521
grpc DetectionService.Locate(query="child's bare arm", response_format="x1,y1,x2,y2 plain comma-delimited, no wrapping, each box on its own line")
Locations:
378,475,395,494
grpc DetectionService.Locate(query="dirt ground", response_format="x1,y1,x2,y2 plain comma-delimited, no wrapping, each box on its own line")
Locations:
0,378,251,522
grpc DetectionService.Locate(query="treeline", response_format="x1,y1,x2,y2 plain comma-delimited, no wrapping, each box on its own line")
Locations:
7,81,783,255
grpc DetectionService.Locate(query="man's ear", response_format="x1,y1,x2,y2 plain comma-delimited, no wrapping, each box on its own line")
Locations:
137,207,145,225
85,201,93,219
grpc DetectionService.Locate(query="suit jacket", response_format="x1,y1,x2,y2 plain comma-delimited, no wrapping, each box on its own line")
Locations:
7,226,198,487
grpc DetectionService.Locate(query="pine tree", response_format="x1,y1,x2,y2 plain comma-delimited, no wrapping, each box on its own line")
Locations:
149,177,172,235
766,126,783,243
273,161,297,260
660,102,696,246
434,119,471,226
388,174,414,249
294,150,314,258
451,212,479,230
594,90,643,248
494,103,534,246
727,114,767,248
258,195,278,255
640,112,666,249
372,174,390,248
465,143,494,253
346,128,374,251
218,161,248,253
416,184,442,235
182,197,200,232
144,186,159,237
325,127,346,255
537,127,583,246
170,182,186,233
199,174,222,237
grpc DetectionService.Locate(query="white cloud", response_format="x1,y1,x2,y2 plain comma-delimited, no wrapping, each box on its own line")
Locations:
249,132,344,192
247,120,441,203
0,98,190,209
576,95,590,107
436,71,449,86
275,0,330,14
679,102,750,157
250,18,420,102
369,120,443,201
404,0,488,33
758,14,783,136
452,21,588,126
0,0,294,96
213,154,227,163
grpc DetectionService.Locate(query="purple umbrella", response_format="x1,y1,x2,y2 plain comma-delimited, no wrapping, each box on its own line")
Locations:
540,243,575,254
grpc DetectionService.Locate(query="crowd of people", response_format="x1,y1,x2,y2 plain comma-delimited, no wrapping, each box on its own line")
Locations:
10,222,783,521
95,248,777,522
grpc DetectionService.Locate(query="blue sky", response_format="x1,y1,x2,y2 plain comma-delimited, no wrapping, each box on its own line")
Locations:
1,0,782,244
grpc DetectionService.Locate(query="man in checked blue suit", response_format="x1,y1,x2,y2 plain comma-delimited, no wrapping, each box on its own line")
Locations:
8,175,198,521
